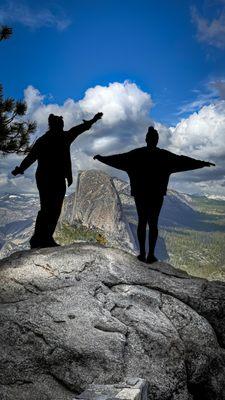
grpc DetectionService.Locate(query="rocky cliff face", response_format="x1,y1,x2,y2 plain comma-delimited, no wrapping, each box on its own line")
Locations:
1,244,225,400
61,170,138,253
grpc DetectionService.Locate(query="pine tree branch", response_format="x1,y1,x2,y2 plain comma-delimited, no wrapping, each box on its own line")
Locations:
0,26,12,41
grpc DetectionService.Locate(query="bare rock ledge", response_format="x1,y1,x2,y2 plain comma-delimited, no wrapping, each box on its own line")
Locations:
0,243,225,400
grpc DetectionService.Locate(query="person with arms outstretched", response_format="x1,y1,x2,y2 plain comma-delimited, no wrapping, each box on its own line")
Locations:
94,126,215,264
12,112,103,248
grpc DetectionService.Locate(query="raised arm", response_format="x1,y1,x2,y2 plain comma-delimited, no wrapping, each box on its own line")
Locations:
93,152,131,172
11,140,40,176
168,152,215,174
66,112,103,144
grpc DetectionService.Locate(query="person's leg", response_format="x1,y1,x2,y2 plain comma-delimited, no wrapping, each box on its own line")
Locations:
146,196,164,263
30,179,66,248
134,196,148,261
47,182,66,242
30,181,50,248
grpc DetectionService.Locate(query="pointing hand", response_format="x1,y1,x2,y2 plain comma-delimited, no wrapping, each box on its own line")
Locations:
93,154,101,160
11,166,23,176
204,161,215,167
93,112,103,122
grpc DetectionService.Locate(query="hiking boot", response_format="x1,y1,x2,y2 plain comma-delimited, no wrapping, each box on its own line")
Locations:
137,254,146,262
146,254,158,264
47,238,60,247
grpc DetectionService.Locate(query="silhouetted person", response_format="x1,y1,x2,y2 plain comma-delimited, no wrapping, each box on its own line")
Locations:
12,112,103,248
94,126,215,264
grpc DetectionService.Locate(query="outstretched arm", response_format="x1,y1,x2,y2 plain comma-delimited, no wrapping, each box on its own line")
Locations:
93,152,130,171
11,140,40,176
169,153,215,174
66,112,103,144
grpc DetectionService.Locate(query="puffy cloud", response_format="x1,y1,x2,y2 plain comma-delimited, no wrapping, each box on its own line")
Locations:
0,1,71,31
2,81,225,197
0,171,37,194
1,81,153,194
166,101,225,193
92,136,119,152
169,102,225,160
24,86,45,112
24,81,153,155
0,154,37,194
79,81,152,125
25,80,153,128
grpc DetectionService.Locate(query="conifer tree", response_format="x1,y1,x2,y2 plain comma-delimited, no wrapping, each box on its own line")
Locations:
0,26,36,154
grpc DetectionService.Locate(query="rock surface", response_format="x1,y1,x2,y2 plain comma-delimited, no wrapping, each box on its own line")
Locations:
74,377,148,399
0,244,225,400
61,170,137,253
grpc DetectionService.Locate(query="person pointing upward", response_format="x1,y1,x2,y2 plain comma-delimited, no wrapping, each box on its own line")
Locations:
12,112,103,249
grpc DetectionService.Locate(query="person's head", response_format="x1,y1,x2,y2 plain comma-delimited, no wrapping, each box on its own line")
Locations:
145,126,159,148
48,114,64,132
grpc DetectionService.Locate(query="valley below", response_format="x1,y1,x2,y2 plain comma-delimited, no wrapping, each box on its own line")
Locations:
1,172,225,281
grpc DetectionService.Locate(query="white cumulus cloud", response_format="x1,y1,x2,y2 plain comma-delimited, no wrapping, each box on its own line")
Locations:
2,81,225,196
79,81,152,125
1,81,153,194
169,102,225,160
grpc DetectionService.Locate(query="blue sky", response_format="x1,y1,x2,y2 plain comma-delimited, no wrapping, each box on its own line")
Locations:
1,0,225,196
1,0,225,124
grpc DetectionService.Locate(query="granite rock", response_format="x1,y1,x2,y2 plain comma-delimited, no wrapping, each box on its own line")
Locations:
61,170,137,253
0,244,225,399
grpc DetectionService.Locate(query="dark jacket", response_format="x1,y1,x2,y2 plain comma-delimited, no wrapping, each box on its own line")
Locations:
97,147,207,196
18,121,93,186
